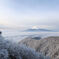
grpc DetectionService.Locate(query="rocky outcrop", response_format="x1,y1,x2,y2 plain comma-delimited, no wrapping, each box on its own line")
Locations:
20,36,59,59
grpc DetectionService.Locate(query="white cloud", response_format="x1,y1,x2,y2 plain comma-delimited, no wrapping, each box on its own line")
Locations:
31,25,55,30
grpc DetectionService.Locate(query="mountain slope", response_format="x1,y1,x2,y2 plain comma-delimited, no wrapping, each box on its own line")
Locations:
20,36,59,59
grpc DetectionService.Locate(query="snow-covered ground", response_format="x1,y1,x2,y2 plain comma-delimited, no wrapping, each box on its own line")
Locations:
0,34,50,59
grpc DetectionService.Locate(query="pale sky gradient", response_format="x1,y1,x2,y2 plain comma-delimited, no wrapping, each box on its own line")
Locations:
0,0,59,30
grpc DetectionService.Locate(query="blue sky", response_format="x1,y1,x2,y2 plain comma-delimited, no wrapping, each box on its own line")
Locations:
0,0,59,30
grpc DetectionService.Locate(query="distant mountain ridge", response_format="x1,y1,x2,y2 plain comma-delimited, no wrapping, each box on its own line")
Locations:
26,28,51,32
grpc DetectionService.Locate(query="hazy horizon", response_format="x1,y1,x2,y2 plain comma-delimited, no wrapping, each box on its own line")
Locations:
0,0,59,31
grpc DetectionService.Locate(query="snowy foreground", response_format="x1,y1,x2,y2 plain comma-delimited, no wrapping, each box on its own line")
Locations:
0,35,50,59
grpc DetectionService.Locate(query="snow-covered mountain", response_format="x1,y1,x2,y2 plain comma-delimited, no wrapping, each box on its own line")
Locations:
20,36,59,59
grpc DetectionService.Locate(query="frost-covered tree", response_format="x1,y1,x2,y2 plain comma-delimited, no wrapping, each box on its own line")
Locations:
0,34,50,59
0,49,8,59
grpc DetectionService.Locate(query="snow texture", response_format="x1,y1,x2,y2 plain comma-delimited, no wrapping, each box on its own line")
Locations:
0,35,50,59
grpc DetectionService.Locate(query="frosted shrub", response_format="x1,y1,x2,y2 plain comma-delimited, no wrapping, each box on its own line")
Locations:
8,44,45,59
0,35,50,59
0,49,8,59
